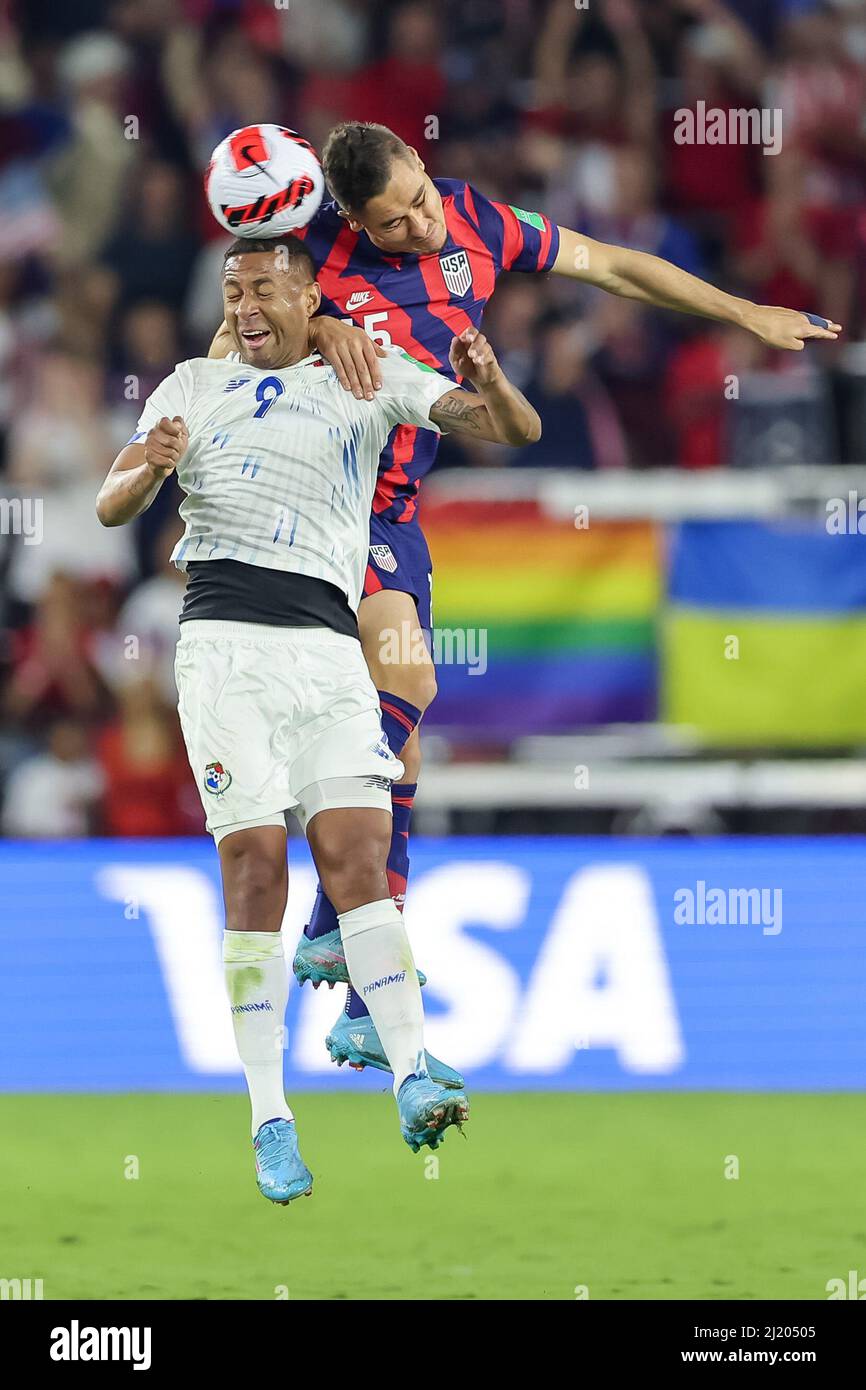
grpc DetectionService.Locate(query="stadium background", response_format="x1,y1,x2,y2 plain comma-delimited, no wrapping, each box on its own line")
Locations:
2,0,866,1301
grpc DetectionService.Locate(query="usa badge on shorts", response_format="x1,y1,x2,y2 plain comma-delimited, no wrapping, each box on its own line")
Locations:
370,543,398,573
204,761,232,795
439,248,473,298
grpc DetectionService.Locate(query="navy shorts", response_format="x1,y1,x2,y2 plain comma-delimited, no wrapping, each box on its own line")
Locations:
363,514,433,631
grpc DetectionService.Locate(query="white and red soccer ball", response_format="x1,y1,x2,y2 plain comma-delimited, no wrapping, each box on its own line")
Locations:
204,124,324,236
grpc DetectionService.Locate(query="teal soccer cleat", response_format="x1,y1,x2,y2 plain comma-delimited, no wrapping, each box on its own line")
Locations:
396,1071,470,1154
326,1010,465,1090
253,1119,313,1205
293,927,426,990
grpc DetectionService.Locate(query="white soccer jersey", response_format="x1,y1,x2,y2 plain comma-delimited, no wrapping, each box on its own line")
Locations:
131,348,452,611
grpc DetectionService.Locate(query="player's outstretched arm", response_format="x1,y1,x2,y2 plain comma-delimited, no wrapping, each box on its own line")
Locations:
96,417,188,527
552,226,842,351
429,329,541,446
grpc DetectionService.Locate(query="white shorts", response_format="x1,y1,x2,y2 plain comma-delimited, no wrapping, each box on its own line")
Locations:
175,620,403,837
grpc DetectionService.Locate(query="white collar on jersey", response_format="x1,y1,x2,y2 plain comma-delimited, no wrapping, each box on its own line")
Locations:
225,350,326,371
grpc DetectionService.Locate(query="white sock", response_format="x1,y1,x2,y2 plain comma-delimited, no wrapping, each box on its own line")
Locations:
338,899,427,1093
223,930,293,1137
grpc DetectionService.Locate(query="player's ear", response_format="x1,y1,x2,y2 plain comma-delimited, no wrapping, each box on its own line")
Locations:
304,280,322,318
338,208,364,233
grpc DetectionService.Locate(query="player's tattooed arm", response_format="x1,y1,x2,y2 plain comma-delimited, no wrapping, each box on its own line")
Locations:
553,227,842,350
430,392,487,434
429,329,541,446
97,417,189,527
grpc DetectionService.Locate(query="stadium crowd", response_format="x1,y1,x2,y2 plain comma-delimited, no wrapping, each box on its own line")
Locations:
1,0,865,836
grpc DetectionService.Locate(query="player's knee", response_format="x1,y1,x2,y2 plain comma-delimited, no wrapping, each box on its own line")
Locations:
377,663,436,715
316,826,390,912
412,663,437,713
219,835,286,929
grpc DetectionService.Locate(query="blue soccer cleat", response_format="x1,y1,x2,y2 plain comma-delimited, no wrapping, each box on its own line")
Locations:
326,1010,465,1089
396,1071,470,1154
293,927,426,990
253,1119,313,1205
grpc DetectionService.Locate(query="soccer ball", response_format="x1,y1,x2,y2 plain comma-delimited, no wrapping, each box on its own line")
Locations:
204,124,324,237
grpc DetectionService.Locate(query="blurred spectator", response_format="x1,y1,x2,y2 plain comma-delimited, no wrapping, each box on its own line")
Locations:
663,321,764,468
662,0,767,240
566,145,706,281
106,301,184,446
731,151,858,342
44,31,135,268
114,517,185,705
1,718,102,837
346,2,445,155
531,0,656,151
775,7,866,204
98,160,198,318
6,352,135,603
97,678,199,837
3,573,110,730
513,318,628,469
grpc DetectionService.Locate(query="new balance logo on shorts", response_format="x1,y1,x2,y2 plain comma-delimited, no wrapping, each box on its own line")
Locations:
370,543,397,573
363,971,407,996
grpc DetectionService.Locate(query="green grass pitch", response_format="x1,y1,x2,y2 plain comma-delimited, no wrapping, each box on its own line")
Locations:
1,1092,862,1300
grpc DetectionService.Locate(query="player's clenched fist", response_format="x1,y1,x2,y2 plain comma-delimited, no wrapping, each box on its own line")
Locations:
449,327,501,388
145,416,188,475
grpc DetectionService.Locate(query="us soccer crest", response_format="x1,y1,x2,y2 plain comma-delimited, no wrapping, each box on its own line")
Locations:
203,761,232,795
439,248,472,298
370,543,398,573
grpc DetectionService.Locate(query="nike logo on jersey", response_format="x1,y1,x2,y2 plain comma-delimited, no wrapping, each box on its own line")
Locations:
346,291,374,311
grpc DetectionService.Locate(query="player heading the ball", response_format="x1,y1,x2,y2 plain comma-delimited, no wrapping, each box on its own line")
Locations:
96,234,540,1204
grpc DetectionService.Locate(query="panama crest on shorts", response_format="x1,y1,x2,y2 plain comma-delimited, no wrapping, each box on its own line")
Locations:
204,761,232,795
370,543,398,573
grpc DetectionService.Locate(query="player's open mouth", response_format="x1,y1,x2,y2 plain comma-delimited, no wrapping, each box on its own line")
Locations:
241,328,270,348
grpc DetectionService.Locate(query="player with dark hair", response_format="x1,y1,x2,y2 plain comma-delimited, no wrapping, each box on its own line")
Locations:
209,122,840,1084
98,234,540,1202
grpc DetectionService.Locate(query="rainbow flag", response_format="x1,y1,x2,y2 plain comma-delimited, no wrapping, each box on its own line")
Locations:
663,521,866,745
421,499,662,738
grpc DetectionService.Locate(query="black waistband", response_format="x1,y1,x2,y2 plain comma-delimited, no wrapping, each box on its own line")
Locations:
180,560,359,639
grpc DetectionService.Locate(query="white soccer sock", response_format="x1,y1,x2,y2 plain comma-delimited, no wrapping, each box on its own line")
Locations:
223,930,293,1137
338,898,427,1094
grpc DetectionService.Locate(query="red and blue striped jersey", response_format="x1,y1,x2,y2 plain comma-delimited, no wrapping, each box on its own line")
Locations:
298,179,560,523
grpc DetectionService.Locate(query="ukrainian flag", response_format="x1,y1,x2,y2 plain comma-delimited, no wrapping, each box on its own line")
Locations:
663,521,866,745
